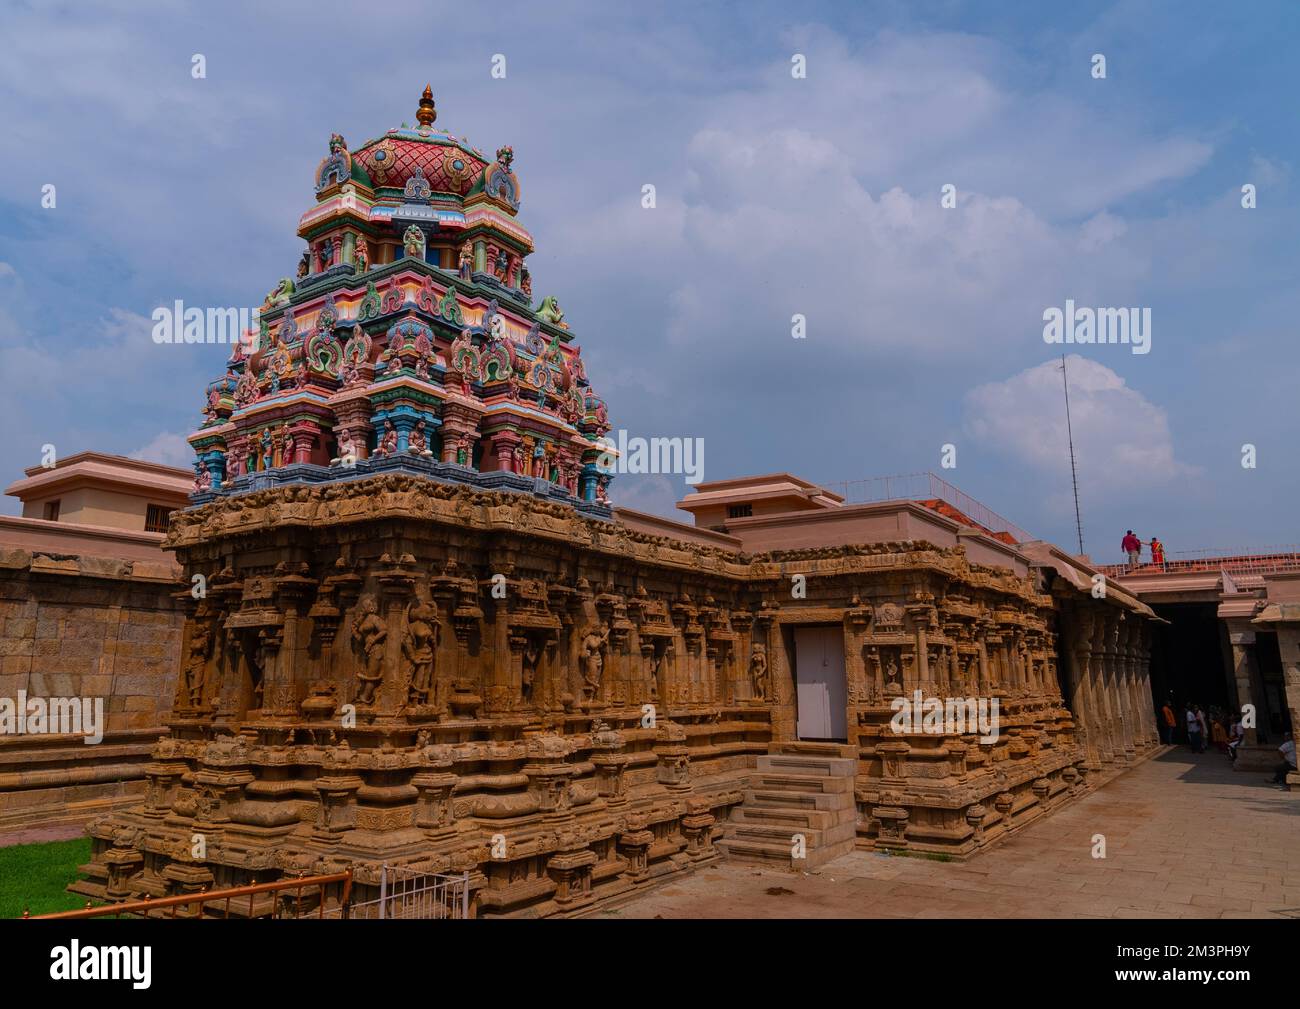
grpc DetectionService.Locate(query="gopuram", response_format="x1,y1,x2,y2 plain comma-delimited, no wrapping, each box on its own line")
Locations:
73,90,1161,917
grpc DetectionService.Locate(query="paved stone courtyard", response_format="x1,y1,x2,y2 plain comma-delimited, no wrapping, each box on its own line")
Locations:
599,748,1300,919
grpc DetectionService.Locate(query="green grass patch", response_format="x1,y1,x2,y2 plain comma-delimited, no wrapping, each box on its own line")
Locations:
0,837,92,918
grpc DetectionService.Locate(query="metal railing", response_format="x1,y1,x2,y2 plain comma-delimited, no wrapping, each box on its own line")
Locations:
26,869,353,920
1098,545,1300,582
326,865,471,920
823,472,1032,543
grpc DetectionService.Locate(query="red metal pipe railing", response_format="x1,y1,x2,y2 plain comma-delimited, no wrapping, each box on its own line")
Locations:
24,869,353,920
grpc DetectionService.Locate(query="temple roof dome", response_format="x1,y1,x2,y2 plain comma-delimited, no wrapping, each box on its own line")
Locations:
350,86,490,197
352,129,488,196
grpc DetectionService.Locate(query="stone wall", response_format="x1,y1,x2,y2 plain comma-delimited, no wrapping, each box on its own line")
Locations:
70,476,1161,916
0,547,184,832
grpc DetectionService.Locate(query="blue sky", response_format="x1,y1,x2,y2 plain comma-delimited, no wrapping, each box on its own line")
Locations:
2,0,1298,562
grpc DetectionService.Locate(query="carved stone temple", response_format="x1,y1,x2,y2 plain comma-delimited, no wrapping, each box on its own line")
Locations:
73,91,1162,917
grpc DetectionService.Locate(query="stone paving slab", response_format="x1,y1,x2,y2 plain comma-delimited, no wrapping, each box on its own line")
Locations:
598,749,1299,919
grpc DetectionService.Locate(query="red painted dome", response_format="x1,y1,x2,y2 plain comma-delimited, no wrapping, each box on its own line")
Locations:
353,128,488,196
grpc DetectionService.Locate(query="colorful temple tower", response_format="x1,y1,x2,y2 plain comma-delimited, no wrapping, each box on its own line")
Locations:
189,86,614,512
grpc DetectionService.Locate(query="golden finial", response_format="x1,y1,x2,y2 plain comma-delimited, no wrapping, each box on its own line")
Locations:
416,85,437,127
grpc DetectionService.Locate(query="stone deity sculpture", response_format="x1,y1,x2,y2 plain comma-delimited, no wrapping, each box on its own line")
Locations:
537,295,565,327
249,633,268,709
580,625,609,699
184,624,212,706
331,428,356,467
522,640,541,703
749,646,769,701
884,651,901,694
276,423,292,467
374,420,398,456
402,599,441,705
408,420,433,456
650,646,670,701
403,225,425,260
352,597,388,705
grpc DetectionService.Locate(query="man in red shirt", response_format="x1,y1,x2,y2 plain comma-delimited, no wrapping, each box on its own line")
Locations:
1121,530,1141,567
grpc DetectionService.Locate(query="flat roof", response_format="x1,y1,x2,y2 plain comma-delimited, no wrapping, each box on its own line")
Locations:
5,451,193,502
677,473,845,513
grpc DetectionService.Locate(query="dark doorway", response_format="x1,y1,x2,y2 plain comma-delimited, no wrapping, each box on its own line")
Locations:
1147,602,1229,714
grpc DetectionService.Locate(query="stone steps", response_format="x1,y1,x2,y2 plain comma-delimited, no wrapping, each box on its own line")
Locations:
729,805,838,830
728,819,859,847
771,741,859,759
744,788,855,812
715,836,804,865
721,745,861,871
751,771,853,794
757,754,857,777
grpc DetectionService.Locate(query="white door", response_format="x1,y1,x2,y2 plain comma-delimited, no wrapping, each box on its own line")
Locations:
795,626,847,740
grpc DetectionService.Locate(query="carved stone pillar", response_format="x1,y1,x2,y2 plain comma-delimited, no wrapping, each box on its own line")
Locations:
844,604,871,705
288,421,317,465
977,631,991,696
412,770,458,840
1120,623,1145,752
270,565,315,718
1087,612,1116,764
313,772,364,841
1274,627,1300,790
914,618,931,689
1109,615,1135,762
655,722,690,792
618,813,655,882
1067,608,1097,766
333,397,374,461
681,796,716,861
440,402,482,466
491,430,522,474
1226,621,1269,769
547,846,597,910
103,844,146,900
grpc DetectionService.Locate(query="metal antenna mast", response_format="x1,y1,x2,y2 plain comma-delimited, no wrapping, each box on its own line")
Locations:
1060,354,1084,555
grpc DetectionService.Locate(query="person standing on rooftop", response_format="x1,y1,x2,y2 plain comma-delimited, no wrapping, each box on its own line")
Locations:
1122,530,1142,567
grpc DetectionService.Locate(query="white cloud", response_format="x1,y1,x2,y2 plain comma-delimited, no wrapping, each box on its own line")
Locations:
961,355,1199,500
130,432,193,469
554,32,1205,369
1078,211,1127,252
